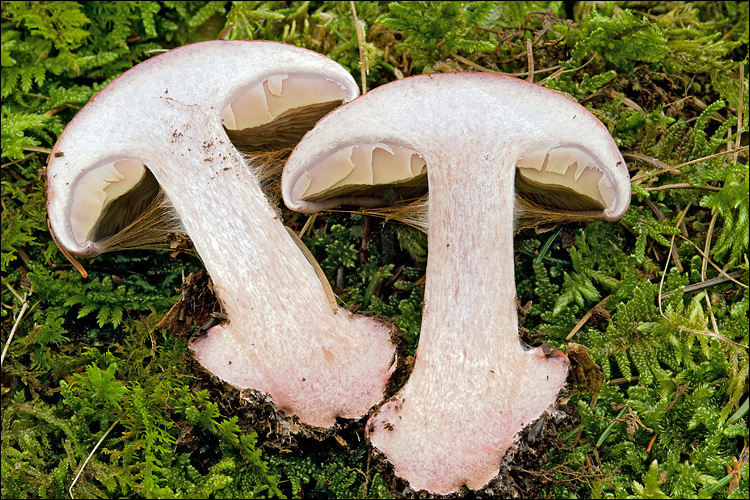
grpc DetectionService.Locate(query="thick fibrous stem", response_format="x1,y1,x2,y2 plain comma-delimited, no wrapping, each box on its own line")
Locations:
46,41,397,429
163,103,396,427
282,73,629,493
366,148,569,493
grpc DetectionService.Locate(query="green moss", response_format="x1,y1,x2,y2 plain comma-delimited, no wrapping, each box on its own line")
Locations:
2,1,748,499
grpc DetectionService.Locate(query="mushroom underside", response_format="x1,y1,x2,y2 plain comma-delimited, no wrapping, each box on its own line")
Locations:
514,174,604,212
291,142,615,226
90,169,161,241
225,100,343,151
69,90,350,255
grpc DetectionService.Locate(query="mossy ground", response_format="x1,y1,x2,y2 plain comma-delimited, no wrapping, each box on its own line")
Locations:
1,2,748,498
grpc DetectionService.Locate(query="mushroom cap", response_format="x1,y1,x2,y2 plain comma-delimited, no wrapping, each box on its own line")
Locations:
47,40,359,256
281,72,630,222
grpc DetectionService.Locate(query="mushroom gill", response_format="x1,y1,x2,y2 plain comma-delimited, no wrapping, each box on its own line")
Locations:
66,159,179,256
293,143,427,203
222,74,351,151
289,142,621,235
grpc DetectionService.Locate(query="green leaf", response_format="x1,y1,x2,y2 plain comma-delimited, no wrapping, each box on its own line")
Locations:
84,362,127,408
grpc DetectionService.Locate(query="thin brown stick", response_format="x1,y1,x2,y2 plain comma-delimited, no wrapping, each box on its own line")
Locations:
44,104,80,116
1,286,29,366
1,152,37,170
673,146,748,169
702,213,721,337
630,147,747,183
623,152,680,174
20,91,50,100
620,95,644,112
526,38,534,82
217,22,234,40
609,376,639,385
676,234,748,290
69,419,119,499
536,66,565,85
663,381,690,413
298,214,317,239
449,51,561,77
22,146,53,154
566,295,611,340
644,183,722,192
735,59,745,164
474,25,536,34
48,219,88,278
644,199,683,273
143,49,169,56
646,381,690,453
350,1,367,93
677,203,691,238
658,235,747,348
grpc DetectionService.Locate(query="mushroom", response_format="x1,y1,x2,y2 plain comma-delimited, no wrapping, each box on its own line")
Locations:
281,73,630,493
46,40,398,429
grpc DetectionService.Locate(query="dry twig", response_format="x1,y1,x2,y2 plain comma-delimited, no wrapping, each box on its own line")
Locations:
350,1,367,93
566,296,611,340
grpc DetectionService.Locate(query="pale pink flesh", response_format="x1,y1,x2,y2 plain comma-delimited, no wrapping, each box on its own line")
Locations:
282,73,628,493
46,41,397,429
366,148,569,493
179,112,396,427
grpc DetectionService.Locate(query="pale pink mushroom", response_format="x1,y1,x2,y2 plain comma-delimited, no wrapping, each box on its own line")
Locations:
281,73,630,493
46,40,398,429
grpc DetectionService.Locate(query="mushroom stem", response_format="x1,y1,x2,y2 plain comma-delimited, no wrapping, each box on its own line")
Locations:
159,103,394,428
367,149,569,493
